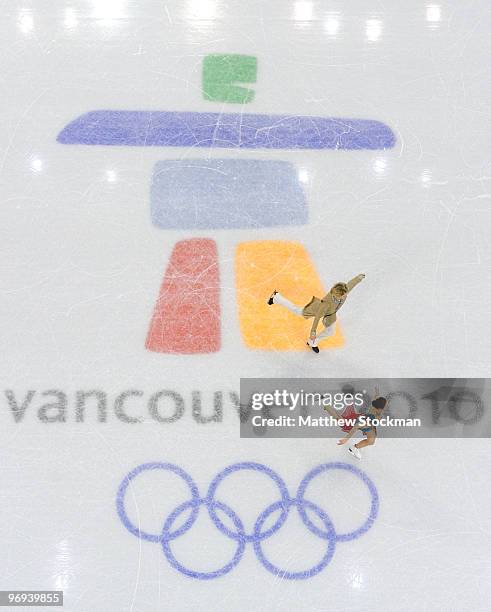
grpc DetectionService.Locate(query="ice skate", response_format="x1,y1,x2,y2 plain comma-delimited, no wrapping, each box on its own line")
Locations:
306,340,320,353
348,445,361,460
267,290,278,305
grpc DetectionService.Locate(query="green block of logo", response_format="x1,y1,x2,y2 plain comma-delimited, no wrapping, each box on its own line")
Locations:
202,54,257,103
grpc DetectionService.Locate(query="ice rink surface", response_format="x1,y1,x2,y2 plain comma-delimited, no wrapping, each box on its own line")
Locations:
1,1,491,610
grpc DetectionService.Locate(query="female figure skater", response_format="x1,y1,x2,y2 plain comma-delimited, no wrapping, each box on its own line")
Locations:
337,392,388,459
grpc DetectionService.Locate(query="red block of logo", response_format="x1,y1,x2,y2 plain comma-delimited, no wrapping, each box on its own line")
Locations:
146,238,220,354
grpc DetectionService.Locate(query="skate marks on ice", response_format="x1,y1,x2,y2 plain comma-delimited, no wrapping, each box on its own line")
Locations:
150,159,307,230
146,238,220,354
116,461,379,580
202,54,257,104
57,110,395,150
236,240,344,350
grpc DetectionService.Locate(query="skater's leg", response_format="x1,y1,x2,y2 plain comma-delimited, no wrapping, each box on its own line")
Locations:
355,429,376,449
310,323,334,346
272,292,304,317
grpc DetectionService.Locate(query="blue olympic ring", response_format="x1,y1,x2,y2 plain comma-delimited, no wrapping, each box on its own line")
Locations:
116,461,379,580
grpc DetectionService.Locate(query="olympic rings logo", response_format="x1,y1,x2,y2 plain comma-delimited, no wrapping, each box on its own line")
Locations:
116,461,379,580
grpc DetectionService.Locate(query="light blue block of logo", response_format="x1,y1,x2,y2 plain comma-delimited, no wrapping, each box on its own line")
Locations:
150,159,308,229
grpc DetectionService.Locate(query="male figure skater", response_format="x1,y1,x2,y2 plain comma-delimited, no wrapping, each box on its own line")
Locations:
267,274,365,353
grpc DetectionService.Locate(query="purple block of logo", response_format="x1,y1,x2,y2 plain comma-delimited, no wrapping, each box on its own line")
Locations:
57,110,395,150
150,159,307,230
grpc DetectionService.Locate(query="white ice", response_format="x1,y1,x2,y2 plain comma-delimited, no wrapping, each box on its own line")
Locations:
0,1,490,611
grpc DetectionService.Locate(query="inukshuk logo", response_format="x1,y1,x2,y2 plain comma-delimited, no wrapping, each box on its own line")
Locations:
57,54,395,354
116,461,379,580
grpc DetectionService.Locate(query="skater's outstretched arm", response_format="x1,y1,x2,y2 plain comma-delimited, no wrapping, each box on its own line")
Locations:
346,273,365,292
337,425,359,445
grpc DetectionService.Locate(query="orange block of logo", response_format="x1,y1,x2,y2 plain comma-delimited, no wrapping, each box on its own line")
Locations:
235,241,344,351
